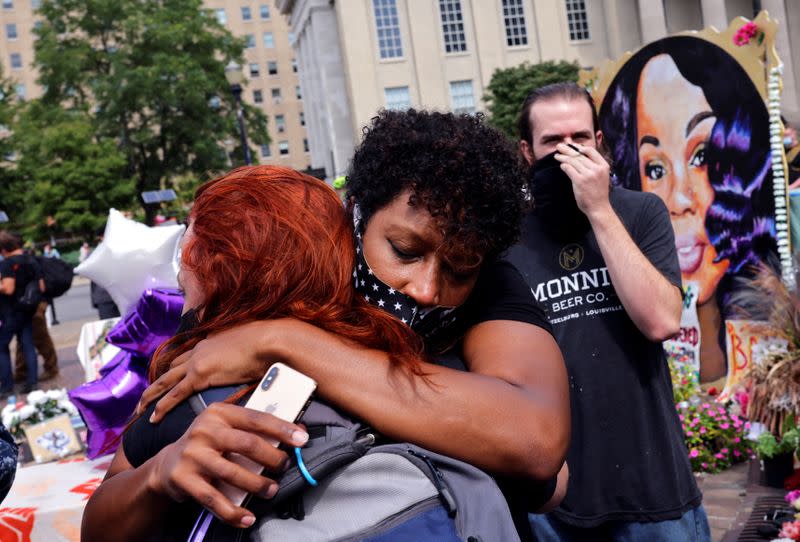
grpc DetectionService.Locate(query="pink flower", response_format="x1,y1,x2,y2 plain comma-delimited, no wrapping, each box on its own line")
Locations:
708,410,717,418
715,453,724,459
702,403,711,409
686,431,694,437
734,450,741,457
689,449,700,458
734,437,741,443
778,519,800,540
786,490,800,504
701,462,708,469
720,423,730,429
721,448,729,454
718,407,726,415
679,414,684,421
699,427,707,434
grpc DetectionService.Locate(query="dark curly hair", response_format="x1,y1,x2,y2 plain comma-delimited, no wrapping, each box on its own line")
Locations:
346,109,526,265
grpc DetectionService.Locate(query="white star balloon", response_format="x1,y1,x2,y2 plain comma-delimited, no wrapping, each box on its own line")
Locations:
75,209,185,315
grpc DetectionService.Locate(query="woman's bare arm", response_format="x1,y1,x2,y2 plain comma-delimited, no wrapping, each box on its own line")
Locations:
142,318,569,480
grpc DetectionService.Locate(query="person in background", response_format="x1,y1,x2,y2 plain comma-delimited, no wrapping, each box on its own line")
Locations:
511,82,709,541
42,243,60,259
78,242,90,264
0,231,44,395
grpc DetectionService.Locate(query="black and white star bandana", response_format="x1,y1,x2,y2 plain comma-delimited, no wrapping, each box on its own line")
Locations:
352,204,461,342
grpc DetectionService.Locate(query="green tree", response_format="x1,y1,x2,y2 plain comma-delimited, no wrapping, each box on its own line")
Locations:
0,71,22,228
12,102,134,240
33,0,269,223
483,60,580,140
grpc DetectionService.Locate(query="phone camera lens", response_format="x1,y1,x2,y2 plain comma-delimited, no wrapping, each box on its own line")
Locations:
261,366,279,390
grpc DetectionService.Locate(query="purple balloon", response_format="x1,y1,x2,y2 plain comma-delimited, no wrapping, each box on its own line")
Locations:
68,353,149,458
106,288,184,357
98,349,130,378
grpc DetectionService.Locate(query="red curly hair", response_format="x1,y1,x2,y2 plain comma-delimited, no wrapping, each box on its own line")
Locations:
149,165,425,384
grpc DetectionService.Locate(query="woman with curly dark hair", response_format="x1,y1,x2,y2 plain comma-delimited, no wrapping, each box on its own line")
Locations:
133,110,569,539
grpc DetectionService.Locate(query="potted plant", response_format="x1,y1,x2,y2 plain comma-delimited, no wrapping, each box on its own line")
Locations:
755,416,800,488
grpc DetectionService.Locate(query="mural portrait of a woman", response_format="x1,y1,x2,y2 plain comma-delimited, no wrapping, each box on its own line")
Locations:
600,35,779,383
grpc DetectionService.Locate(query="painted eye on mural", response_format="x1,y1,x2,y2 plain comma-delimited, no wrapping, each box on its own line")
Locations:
644,160,667,181
688,144,707,168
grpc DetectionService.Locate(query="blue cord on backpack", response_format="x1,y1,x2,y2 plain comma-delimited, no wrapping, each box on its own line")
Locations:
294,446,318,486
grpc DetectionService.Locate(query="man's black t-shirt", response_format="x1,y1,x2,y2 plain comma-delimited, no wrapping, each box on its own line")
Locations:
507,187,701,527
0,254,41,316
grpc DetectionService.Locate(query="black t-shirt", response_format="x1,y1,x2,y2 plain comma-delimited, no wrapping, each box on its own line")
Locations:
507,187,701,527
0,254,42,315
123,259,552,539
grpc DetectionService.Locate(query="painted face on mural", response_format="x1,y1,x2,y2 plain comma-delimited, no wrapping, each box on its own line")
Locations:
635,54,729,305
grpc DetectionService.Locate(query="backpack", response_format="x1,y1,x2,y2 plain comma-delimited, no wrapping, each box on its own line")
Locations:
35,256,73,298
10,256,42,314
189,398,521,542
16,280,42,314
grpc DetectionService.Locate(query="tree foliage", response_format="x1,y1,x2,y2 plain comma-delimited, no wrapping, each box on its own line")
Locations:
12,102,134,240
483,60,580,140
0,70,22,227
33,0,269,223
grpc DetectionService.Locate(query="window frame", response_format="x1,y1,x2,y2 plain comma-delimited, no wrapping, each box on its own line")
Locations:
449,79,476,115
501,0,529,48
372,0,404,60
564,0,591,42
438,0,467,54
384,85,411,111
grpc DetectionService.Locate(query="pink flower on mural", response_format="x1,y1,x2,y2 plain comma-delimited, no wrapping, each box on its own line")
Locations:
733,22,763,46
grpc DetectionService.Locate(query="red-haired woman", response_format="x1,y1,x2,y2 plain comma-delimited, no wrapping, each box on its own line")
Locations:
85,112,569,541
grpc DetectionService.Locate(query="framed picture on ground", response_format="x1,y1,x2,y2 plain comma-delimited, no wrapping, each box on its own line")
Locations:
23,414,82,463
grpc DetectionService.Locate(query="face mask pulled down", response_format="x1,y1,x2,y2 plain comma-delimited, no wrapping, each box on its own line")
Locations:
530,151,590,241
351,204,460,342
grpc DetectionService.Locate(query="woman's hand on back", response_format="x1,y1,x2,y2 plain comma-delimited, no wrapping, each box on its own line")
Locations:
138,320,284,423
149,401,308,528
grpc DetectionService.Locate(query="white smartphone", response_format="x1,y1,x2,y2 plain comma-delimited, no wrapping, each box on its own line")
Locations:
219,362,317,507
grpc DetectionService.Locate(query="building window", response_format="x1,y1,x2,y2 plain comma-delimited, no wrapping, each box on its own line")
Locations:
253,89,263,103
33,20,42,31
384,86,410,111
292,58,298,73
267,61,278,75
372,0,403,59
241,6,252,21
214,8,226,25
300,112,305,126
15,83,24,100
271,87,281,103
259,4,270,20
249,63,260,77
262,32,274,48
10,53,21,69
2,0,12,9
502,0,528,47
303,138,309,153
6,23,16,40
449,80,475,115
31,0,40,8
275,114,286,133
439,0,466,53
288,32,295,45
261,143,271,157
565,0,590,41
279,140,289,155
295,85,301,99
245,34,255,48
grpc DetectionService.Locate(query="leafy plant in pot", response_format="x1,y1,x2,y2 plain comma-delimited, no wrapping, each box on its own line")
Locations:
755,416,800,488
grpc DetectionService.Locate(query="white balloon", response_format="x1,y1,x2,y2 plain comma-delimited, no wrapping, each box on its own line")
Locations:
75,209,185,315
